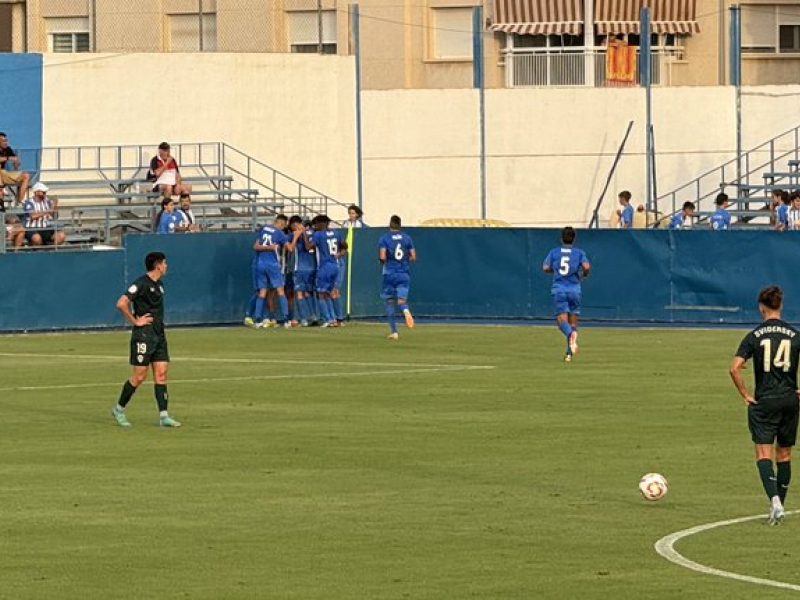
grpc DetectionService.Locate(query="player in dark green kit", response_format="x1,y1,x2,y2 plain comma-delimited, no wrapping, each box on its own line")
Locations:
730,286,800,524
112,251,181,428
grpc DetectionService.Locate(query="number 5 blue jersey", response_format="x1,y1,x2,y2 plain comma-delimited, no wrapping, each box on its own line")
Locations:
379,232,414,275
543,245,588,292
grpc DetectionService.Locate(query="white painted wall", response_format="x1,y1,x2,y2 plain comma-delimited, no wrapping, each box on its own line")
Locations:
41,54,800,227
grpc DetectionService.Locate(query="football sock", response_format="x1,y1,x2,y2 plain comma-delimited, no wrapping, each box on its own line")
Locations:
118,380,137,408
319,298,332,323
296,297,308,320
247,293,258,317
398,302,409,312
254,297,265,322
154,384,169,412
757,458,779,501
277,295,289,322
777,461,791,504
385,301,398,334
558,321,573,338
333,297,345,321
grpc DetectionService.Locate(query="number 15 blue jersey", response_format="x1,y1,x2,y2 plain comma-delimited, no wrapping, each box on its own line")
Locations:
543,245,589,293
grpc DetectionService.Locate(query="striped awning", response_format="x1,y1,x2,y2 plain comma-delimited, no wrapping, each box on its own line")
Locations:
594,0,700,35
490,0,584,36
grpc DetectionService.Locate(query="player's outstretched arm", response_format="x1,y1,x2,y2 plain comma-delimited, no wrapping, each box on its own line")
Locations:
729,356,756,405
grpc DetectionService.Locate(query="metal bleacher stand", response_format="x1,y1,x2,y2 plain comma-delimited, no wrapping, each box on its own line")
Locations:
0,142,351,252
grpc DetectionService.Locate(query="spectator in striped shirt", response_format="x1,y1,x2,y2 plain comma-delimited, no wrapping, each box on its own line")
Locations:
23,182,65,246
788,192,800,231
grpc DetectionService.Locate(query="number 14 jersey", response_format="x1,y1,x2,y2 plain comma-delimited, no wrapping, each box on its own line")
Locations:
736,319,800,402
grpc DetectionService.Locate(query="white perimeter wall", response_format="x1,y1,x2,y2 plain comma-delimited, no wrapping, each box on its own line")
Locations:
43,54,800,226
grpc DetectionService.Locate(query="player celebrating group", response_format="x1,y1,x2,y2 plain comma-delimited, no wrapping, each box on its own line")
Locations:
378,215,416,340
730,286,800,525
542,227,591,361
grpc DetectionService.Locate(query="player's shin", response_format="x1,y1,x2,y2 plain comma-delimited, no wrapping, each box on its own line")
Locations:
318,297,332,323
385,300,398,334
118,380,138,408
277,294,289,322
254,297,266,323
777,461,792,504
757,458,781,503
155,383,169,413
332,297,345,321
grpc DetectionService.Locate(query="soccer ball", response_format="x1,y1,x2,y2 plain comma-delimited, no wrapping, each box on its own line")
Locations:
639,473,668,501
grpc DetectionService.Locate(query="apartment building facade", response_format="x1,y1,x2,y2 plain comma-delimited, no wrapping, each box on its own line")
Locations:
1,0,799,88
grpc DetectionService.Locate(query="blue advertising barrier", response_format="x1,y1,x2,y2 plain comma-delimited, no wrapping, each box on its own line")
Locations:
0,229,798,332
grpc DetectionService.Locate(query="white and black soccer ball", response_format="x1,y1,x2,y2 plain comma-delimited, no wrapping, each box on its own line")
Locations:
639,473,668,501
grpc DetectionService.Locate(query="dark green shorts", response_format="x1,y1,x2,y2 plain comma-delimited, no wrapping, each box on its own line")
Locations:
129,334,170,367
748,397,799,447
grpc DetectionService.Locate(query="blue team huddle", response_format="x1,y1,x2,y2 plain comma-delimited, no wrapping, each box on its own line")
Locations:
244,212,417,339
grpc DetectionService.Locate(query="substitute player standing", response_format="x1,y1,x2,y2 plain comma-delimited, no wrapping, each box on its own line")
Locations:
112,252,181,427
378,215,416,340
730,286,800,525
542,227,590,362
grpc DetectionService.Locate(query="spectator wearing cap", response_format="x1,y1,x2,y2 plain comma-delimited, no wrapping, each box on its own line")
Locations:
147,142,192,200
0,132,31,205
23,182,65,246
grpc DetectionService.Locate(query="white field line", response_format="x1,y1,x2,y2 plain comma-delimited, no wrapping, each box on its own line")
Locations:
0,352,486,370
654,510,800,592
0,365,495,393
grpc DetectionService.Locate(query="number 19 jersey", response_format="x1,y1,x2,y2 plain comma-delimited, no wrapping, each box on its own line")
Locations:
543,245,588,293
379,231,414,275
736,318,800,402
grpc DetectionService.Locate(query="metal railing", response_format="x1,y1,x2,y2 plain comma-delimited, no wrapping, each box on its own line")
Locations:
7,141,348,218
655,124,800,223
504,47,684,88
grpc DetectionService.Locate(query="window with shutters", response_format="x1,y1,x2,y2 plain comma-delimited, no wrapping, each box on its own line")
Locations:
46,18,91,53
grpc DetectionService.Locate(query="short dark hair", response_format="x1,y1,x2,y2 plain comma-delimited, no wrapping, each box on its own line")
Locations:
791,191,800,202
317,214,331,224
618,190,632,201
145,251,166,271
275,214,288,223
289,215,303,225
0,132,6,138
783,191,791,203
179,193,190,199
561,226,576,245
715,193,728,206
389,215,402,229
682,201,695,211
158,142,170,150
772,188,784,198
758,286,783,311
161,197,173,208
348,204,363,218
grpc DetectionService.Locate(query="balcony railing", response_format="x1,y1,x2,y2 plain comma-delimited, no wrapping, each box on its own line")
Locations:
503,47,685,88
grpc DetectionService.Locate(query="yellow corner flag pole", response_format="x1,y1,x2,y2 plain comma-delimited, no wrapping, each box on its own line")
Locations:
345,226,355,317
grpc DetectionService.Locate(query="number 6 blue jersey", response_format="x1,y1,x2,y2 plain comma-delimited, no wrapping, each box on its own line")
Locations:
379,231,414,275
543,245,589,293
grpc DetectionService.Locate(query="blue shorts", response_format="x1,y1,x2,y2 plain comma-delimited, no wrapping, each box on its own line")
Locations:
381,272,410,300
553,290,581,316
316,263,339,293
293,270,315,293
253,263,284,290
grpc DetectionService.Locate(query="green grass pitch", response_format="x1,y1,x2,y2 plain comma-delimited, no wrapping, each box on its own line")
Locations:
0,324,797,599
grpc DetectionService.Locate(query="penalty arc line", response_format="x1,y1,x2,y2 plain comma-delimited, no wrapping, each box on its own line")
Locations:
0,365,495,393
654,510,800,592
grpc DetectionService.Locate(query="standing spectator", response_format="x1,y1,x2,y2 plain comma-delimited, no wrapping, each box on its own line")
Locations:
616,191,633,229
155,197,182,234
23,182,65,246
710,193,731,230
0,132,31,204
147,142,192,199
176,193,200,232
669,202,695,230
788,192,800,230
344,205,365,228
775,190,790,231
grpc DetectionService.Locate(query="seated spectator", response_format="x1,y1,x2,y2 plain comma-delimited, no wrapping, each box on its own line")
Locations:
4,212,25,249
23,182,65,246
0,132,31,205
775,190,790,230
176,193,201,232
710,193,731,230
669,201,695,229
147,142,192,199
155,196,182,234
345,205,365,228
